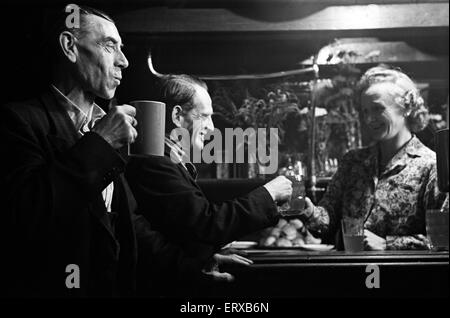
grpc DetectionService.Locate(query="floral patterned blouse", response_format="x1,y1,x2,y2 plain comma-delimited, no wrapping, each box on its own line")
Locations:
305,136,448,250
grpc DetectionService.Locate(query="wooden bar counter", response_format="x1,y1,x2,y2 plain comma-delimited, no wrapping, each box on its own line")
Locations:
211,249,449,298
195,179,448,298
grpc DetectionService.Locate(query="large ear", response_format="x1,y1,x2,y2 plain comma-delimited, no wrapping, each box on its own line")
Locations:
171,105,183,128
58,31,78,63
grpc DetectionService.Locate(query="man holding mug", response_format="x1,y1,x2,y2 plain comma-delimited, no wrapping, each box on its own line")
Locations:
0,4,225,297
126,74,292,257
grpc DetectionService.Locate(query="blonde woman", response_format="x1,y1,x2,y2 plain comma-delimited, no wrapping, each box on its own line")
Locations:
302,65,447,250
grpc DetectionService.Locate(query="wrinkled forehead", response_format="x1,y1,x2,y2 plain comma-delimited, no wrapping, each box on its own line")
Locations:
362,82,404,108
80,14,122,43
192,85,213,113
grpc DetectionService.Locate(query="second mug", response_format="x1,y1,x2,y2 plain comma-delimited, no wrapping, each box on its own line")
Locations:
128,100,166,157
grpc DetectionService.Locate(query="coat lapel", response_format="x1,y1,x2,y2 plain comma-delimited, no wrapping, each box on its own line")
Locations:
164,143,198,187
40,90,117,242
40,91,79,148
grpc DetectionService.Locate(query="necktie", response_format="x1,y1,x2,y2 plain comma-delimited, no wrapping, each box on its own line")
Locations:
185,162,198,180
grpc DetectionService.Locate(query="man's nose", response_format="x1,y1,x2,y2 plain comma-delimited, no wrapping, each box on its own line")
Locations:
116,49,129,69
205,117,214,132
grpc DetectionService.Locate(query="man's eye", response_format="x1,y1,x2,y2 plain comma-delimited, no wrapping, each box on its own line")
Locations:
104,43,117,53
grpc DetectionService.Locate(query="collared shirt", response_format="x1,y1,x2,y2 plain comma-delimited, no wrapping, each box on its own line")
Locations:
306,136,447,250
164,135,197,180
51,85,114,212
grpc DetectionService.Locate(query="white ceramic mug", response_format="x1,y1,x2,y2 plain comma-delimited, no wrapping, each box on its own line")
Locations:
128,100,165,157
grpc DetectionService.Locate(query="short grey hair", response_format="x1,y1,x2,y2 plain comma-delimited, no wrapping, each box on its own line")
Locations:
358,65,429,133
45,4,115,61
67,4,114,39
157,74,208,132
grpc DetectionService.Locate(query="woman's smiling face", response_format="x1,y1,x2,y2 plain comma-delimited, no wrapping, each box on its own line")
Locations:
361,82,409,142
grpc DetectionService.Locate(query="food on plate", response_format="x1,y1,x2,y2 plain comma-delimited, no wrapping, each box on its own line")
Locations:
261,235,277,247
292,236,305,247
277,218,288,228
304,229,322,244
270,227,281,238
275,237,293,247
281,224,297,240
289,219,304,230
258,217,322,247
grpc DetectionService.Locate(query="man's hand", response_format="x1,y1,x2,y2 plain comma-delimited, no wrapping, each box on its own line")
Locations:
263,176,293,203
213,253,253,267
92,105,137,149
202,268,235,282
202,252,253,282
364,229,386,251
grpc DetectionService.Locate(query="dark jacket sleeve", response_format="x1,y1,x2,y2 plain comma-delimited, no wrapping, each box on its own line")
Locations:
121,174,213,280
132,213,212,284
0,103,124,239
125,156,279,247
1,102,212,289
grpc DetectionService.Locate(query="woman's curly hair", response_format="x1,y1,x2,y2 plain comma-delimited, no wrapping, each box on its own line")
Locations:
357,65,429,133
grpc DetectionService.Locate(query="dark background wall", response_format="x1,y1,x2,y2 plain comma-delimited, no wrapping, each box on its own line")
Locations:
2,1,448,104
1,1,448,163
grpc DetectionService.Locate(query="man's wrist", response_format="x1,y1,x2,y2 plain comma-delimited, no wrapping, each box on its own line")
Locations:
262,185,277,202
90,131,113,148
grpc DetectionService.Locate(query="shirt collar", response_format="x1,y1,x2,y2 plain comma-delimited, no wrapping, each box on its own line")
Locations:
164,135,198,179
50,85,105,133
365,135,425,175
164,135,189,165
403,135,428,158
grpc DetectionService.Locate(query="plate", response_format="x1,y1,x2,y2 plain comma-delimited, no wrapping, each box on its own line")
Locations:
253,244,335,251
299,244,335,251
223,241,258,249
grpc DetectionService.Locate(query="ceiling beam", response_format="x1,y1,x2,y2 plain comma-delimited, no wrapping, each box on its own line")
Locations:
2,1,448,7
116,3,449,35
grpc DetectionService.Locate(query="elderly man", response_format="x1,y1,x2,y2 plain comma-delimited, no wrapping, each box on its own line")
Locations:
126,74,292,253
0,5,225,297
